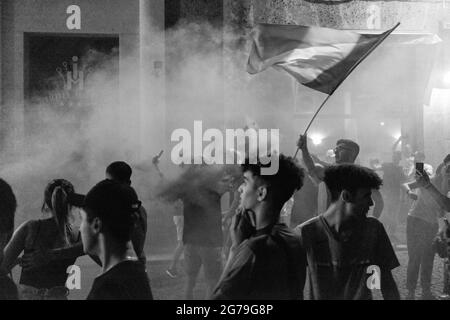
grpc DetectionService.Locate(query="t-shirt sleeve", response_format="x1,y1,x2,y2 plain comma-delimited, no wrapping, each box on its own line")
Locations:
211,244,255,300
374,222,400,271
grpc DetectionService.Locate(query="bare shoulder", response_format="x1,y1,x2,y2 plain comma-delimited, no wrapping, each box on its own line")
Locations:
17,219,37,232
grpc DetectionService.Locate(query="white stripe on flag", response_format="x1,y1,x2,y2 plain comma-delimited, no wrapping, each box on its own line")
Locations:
267,42,360,83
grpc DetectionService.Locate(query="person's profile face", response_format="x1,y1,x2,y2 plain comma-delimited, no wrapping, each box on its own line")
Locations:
238,171,260,210
347,187,373,220
216,173,234,194
79,209,98,255
334,144,355,164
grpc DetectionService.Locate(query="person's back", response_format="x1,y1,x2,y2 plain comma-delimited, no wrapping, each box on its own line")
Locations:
212,223,304,300
20,218,77,289
381,162,405,199
106,161,148,266
182,189,223,247
87,260,152,300
297,215,398,300
157,163,231,299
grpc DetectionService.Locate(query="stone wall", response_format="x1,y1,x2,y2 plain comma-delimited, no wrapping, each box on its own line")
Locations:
226,0,448,33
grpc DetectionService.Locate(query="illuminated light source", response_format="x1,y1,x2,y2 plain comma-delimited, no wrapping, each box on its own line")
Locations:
326,149,335,158
310,134,324,146
380,122,385,126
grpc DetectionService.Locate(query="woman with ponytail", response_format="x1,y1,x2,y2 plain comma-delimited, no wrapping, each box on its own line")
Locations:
1,179,80,299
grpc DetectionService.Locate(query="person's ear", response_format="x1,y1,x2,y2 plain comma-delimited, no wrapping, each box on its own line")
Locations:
257,186,268,202
91,217,102,234
341,190,353,203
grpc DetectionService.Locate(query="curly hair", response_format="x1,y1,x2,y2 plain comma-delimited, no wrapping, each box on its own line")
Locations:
241,154,305,209
324,164,382,202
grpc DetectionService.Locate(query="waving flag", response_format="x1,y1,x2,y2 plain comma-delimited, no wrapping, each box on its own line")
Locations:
247,23,399,95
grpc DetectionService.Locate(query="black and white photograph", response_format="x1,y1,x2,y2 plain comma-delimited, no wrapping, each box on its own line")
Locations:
0,0,450,306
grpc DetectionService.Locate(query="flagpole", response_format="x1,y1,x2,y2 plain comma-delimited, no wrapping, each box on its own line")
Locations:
293,22,400,159
293,93,332,158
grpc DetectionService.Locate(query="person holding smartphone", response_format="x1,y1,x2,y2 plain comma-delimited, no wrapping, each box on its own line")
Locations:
415,155,450,212
403,156,450,299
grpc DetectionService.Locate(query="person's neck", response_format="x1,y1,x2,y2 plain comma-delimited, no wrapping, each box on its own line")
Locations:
322,202,352,235
336,159,355,165
99,236,137,273
254,203,280,231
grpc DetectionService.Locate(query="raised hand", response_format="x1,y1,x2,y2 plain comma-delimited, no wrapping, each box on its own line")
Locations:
296,134,308,151
229,207,255,248
152,150,164,166
415,168,431,189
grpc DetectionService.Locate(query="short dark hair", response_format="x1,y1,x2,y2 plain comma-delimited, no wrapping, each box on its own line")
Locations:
336,139,360,157
84,179,140,242
241,154,304,209
106,161,132,184
324,164,382,202
0,178,16,240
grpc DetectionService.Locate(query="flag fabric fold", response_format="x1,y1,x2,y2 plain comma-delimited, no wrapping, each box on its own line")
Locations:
247,23,399,94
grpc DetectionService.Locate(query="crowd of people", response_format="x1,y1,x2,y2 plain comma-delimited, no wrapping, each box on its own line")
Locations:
0,161,152,300
0,133,450,300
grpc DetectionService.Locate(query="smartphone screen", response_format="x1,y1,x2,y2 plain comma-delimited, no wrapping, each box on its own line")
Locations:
416,162,424,174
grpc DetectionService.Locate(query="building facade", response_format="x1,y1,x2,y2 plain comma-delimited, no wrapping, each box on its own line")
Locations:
0,0,165,162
